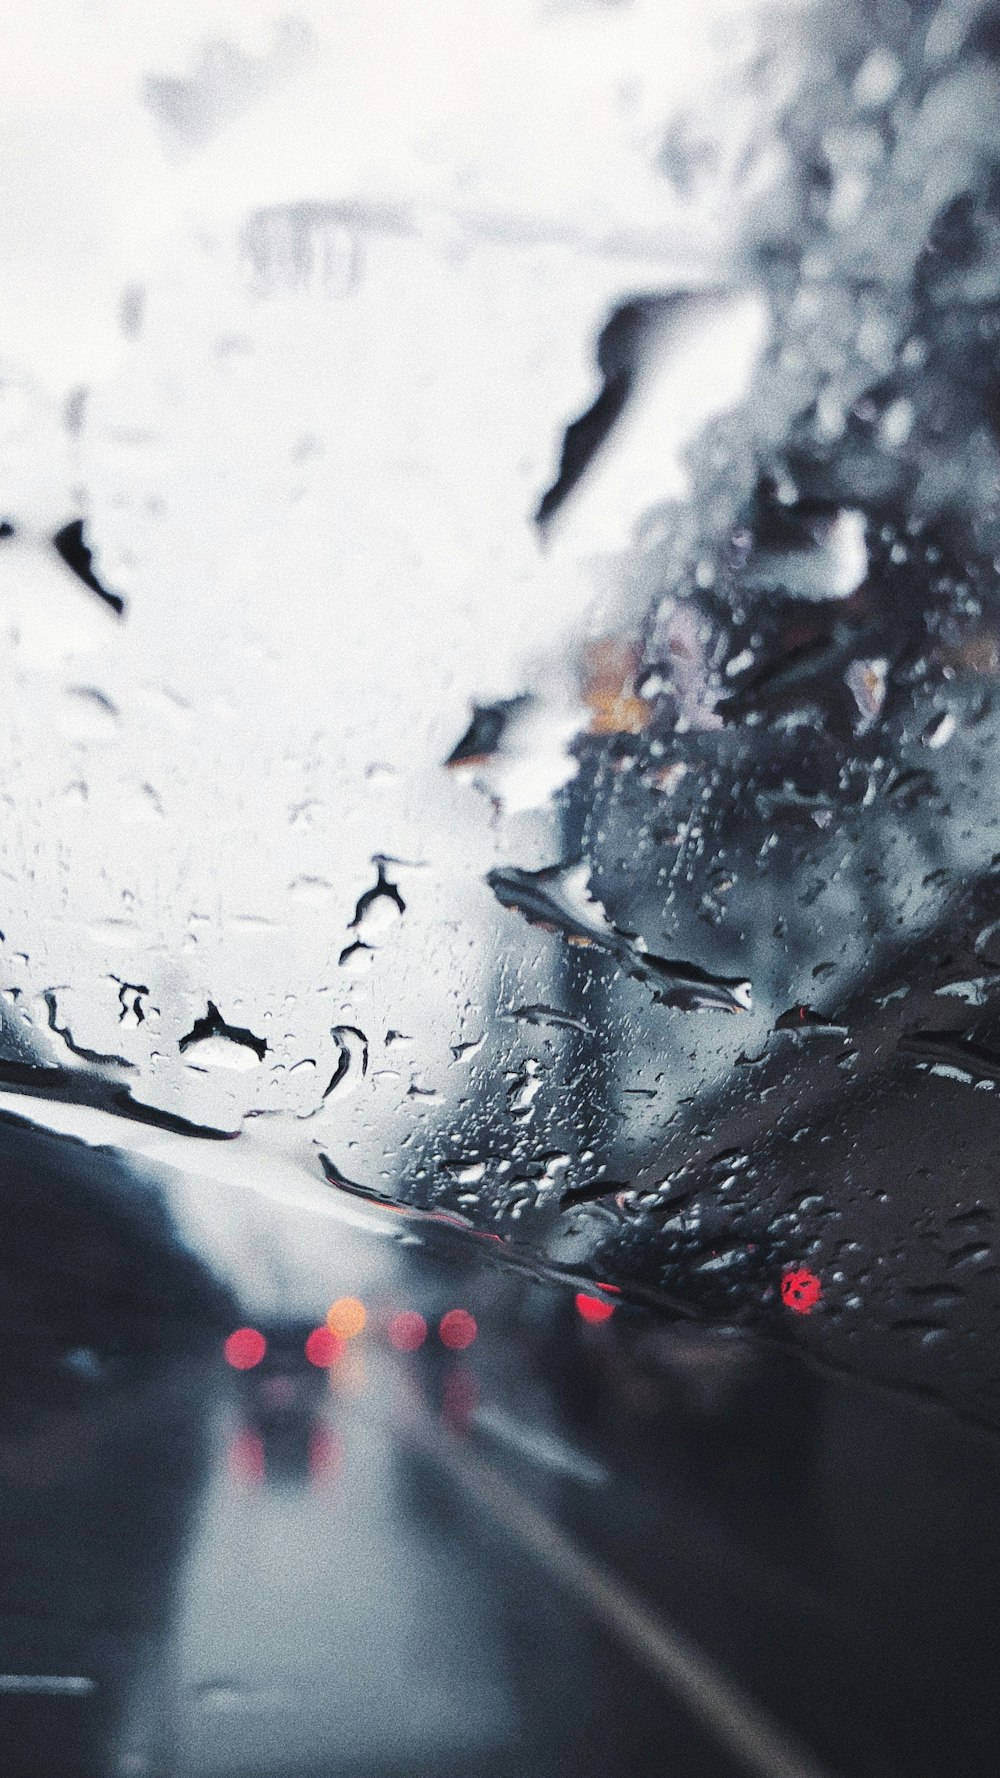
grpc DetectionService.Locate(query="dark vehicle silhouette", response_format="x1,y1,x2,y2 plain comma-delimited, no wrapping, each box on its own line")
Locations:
224,1316,341,1486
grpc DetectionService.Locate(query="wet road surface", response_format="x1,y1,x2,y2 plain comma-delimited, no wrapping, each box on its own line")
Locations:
1,1121,998,1778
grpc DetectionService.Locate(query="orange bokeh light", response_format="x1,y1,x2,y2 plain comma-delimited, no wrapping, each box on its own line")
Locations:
326,1295,367,1339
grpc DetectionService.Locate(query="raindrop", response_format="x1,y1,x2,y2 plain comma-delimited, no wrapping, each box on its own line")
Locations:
885,767,936,810
318,1153,368,1195
947,1243,992,1270
502,1003,594,1036
898,1028,1000,1086
922,710,957,750
43,990,135,1069
507,1059,542,1123
113,979,149,1029
324,1025,368,1099
780,1268,822,1313
339,940,374,973
774,1005,848,1036
560,1176,630,1211
442,1160,487,1185
934,979,987,1006
444,697,530,768
740,502,868,602
51,520,125,615
179,1002,267,1071
58,687,120,744
408,1080,443,1103
487,860,751,1013
348,859,405,941
317,1155,500,1244
974,921,1000,967
845,658,888,731
946,1205,992,1229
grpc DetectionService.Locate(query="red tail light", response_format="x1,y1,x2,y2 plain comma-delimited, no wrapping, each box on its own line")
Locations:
305,1326,344,1367
224,1327,267,1369
439,1308,477,1350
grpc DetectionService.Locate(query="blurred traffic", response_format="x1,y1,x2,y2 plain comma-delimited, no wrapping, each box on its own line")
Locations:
2,1115,997,1778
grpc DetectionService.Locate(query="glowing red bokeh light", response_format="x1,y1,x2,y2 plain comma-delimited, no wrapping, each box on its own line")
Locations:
388,1310,428,1352
224,1327,267,1370
439,1308,477,1350
575,1292,615,1324
781,1266,822,1315
305,1326,344,1367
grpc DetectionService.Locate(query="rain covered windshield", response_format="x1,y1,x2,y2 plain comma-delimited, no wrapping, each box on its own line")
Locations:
4,0,1000,1421
4,6,1000,1776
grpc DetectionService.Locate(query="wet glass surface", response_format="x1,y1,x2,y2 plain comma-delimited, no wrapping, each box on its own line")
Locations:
4,1,1000,1772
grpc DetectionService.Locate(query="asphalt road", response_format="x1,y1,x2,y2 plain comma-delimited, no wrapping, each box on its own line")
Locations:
1,1120,998,1778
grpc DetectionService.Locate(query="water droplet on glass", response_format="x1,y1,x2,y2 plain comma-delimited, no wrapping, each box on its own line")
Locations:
180,1002,267,1072
58,686,119,743
349,860,405,942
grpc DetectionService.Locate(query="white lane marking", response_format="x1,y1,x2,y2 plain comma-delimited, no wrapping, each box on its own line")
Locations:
0,1675,96,1695
474,1404,608,1487
421,1422,841,1778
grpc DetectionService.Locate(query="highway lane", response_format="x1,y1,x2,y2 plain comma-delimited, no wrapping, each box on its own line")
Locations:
1,1122,998,1778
